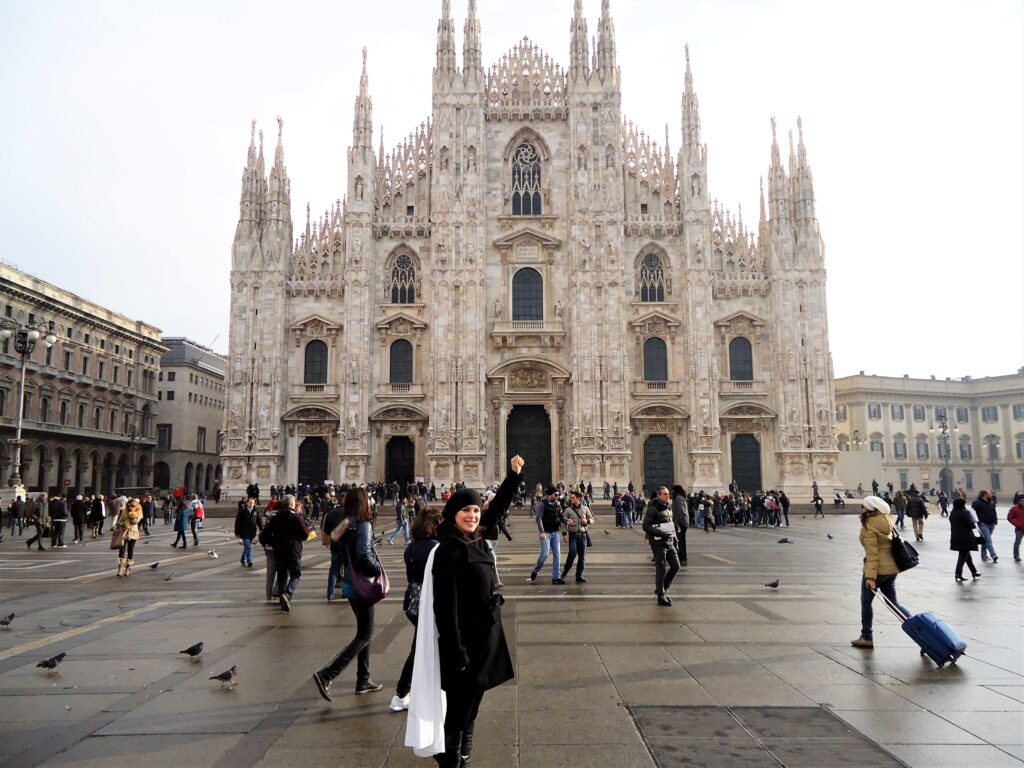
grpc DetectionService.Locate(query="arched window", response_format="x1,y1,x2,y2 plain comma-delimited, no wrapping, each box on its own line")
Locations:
303,340,328,384
643,337,668,382
728,337,753,381
389,253,416,304
40,397,50,423
638,253,666,302
512,268,543,321
390,339,413,384
511,143,542,216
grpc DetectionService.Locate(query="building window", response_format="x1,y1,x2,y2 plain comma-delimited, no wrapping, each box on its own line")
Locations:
1015,439,1024,460
389,339,413,384
511,142,542,216
158,392,162,400
916,439,929,460
304,340,328,384
59,400,68,425
166,391,175,401
127,369,133,387
22,393,32,420
39,397,50,423
109,410,117,432
389,254,417,304
899,471,909,490
937,441,951,460
638,253,666,302
934,405,947,419
197,427,206,452
113,366,120,384
728,337,753,381
188,393,192,403
45,346,53,366
981,406,998,422
64,350,72,370
869,440,884,456
82,356,89,376
93,407,102,430
1013,404,1024,420
912,405,925,421
642,337,668,382
990,472,1001,491
835,405,847,422
158,372,163,381
167,372,176,382
984,437,1000,461
98,361,105,380
0,389,6,417
511,267,543,321
77,404,85,427
893,440,907,460
956,407,969,423
189,373,194,383
891,404,904,421
960,440,972,460
157,424,172,450
964,471,973,490
867,403,882,420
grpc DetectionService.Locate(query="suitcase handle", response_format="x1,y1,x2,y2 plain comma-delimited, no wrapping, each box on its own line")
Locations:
871,586,910,622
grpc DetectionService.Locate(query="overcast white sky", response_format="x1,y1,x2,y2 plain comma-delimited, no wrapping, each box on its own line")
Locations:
1,0,1021,379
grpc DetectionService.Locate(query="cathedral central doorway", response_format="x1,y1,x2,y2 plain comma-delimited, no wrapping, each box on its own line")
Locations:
385,436,415,486
298,437,329,487
643,434,674,496
731,433,763,492
506,404,552,490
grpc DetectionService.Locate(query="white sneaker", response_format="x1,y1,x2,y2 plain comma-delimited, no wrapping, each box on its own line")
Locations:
389,694,410,712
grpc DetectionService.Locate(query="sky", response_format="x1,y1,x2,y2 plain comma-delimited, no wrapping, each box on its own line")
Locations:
0,0,1021,379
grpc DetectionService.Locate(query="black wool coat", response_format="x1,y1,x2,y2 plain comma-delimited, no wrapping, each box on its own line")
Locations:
949,507,979,552
433,469,520,693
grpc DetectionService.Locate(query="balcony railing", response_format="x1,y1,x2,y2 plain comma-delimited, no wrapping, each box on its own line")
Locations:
376,382,425,400
720,379,767,395
631,380,682,397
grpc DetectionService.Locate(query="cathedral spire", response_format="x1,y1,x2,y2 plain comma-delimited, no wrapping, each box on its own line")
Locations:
767,116,790,226
681,44,702,156
794,116,816,222
595,0,618,84
238,119,263,225
352,48,373,152
463,0,483,80
434,0,457,88
569,0,590,81
266,116,291,223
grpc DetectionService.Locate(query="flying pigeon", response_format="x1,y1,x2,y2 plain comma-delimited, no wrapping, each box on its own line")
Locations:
764,579,780,589
179,642,204,661
163,572,176,582
208,550,219,559
777,538,792,544
827,533,834,540
210,665,238,688
0,612,14,629
149,562,160,570
37,652,67,673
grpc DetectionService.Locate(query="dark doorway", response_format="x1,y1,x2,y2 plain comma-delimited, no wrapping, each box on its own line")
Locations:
643,434,674,496
385,436,415,486
154,462,170,490
298,437,329,488
731,433,763,492
940,467,953,497
506,404,552,489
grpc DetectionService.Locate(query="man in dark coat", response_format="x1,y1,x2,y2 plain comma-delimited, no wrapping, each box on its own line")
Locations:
972,490,999,562
48,494,69,548
905,489,929,542
643,486,680,606
234,496,262,568
9,495,25,536
258,495,306,610
70,495,87,543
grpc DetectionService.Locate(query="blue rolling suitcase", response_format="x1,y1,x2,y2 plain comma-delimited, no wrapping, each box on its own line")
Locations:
877,590,967,667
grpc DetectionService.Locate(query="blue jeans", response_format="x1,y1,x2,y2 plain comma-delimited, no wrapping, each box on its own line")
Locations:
190,518,200,545
532,531,561,580
327,549,344,599
895,509,905,527
623,508,634,528
978,524,997,559
10,517,22,535
562,533,587,578
860,574,908,641
241,538,253,565
386,519,409,544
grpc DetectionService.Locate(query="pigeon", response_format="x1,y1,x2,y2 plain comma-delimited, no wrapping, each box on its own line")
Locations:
37,652,66,673
179,642,204,661
149,562,160,570
210,665,238,688
0,612,14,629
777,538,792,544
827,533,834,540
163,572,176,582
603,530,611,535
207,550,219,559
764,579,780,589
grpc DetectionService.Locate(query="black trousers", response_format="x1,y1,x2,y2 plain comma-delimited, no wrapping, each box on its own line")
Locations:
118,538,137,560
73,522,85,541
396,614,418,698
443,685,484,759
677,528,687,562
320,599,374,685
955,550,978,578
652,542,680,596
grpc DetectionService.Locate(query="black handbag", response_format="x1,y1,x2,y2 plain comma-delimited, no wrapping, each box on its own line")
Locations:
891,528,919,572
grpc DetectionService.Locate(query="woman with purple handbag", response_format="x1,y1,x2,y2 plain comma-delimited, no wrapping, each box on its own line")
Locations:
313,487,388,701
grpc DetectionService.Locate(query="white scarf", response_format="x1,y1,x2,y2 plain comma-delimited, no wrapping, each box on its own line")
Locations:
405,543,446,757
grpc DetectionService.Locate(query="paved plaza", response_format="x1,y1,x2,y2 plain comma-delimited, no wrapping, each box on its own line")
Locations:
0,507,1021,768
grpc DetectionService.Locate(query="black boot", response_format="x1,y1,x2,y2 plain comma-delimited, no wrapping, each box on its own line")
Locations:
432,732,462,768
460,723,475,767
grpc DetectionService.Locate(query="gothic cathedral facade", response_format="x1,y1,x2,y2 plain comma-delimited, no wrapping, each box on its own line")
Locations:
221,0,840,497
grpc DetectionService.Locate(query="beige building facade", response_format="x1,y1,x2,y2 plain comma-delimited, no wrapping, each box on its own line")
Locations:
0,263,164,496
222,1,840,497
154,338,226,494
835,370,1024,496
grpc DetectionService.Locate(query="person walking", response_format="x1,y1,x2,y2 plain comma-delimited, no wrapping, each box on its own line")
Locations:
313,488,384,699
559,490,593,583
643,486,681,606
70,495,87,544
972,490,999,563
322,493,347,601
9,495,24,536
851,496,909,649
779,491,791,527
188,496,202,546
89,494,106,538
171,499,190,548
1007,495,1024,562
140,493,155,536
949,497,982,581
387,506,442,713
671,485,689,566
114,498,143,577
621,490,636,529
420,455,522,767
529,486,564,584
234,496,262,568
386,495,411,546
905,488,929,542
48,494,69,549
892,490,907,530
24,496,46,551
259,494,307,611
937,491,950,517
482,493,513,588
812,493,825,519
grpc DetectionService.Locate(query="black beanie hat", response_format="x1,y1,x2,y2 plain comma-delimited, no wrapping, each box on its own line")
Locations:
952,497,967,510
545,485,558,496
443,488,483,521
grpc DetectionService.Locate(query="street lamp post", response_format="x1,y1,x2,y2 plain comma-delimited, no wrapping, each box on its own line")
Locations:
0,320,57,489
929,414,959,495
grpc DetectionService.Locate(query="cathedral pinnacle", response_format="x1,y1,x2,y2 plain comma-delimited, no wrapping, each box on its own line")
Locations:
569,0,590,81
435,0,457,87
596,0,617,84
463,0,483,77
352,48,373,151
681,44,702,156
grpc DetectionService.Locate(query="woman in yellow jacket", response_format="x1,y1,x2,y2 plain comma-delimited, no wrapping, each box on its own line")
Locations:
115,498,144,577
852,496,909,649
